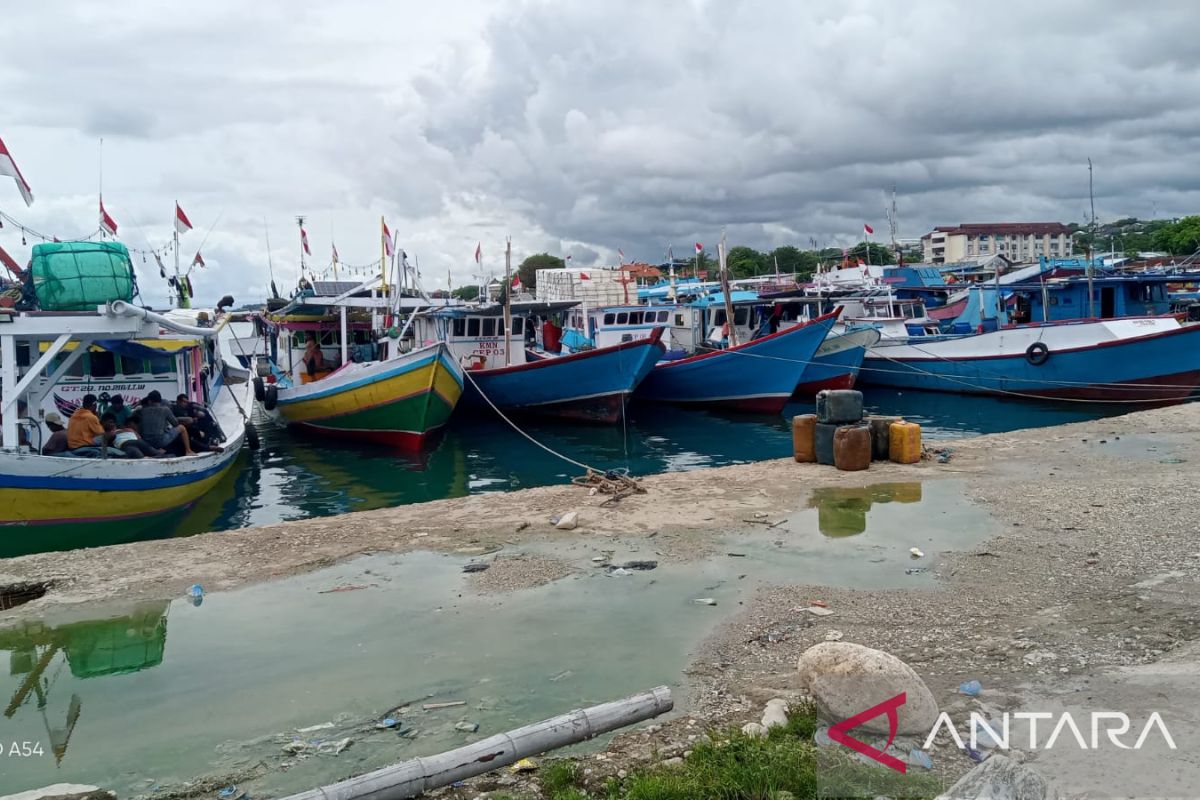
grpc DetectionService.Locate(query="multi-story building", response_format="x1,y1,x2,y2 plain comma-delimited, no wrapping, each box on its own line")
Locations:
921,223,1073,265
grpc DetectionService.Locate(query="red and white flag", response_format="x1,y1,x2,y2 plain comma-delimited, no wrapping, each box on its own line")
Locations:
99,198,118,235
301,227,312,256
617,248,625,263
473,242,481,264
174,202,193,234
694,242,703,254
192,251,206,268
565,254,572,261
579,271,591,280
382,221,394,258
511,274,521,289
0,136,33,206
863,223,874,235
857,258,866,267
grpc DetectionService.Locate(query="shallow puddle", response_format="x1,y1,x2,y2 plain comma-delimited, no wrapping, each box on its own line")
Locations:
0,480,993,796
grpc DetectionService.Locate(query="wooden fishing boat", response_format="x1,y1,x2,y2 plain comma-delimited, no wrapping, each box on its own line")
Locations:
255,282,463,449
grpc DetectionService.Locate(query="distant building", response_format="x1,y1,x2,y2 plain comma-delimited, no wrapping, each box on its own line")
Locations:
921,223,1072,265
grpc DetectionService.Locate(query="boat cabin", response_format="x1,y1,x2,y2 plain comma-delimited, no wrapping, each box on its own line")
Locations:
1007,275,1176,324
836,294,937,338
560,305,674,353
415,301,577,369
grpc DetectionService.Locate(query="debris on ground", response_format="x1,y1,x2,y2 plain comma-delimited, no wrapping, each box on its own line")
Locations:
461,563,489,573
571,468,646,505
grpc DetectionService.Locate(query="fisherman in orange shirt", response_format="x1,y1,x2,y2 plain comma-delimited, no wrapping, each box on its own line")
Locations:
66,394,114,450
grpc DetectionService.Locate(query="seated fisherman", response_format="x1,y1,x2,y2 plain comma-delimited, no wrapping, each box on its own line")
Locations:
170,393,223,451
41,412,69,455
101,413,165,458
67,394,116,451
135,390,195,456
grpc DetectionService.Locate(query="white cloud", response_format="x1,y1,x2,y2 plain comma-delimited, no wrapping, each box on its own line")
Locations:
1,0,1197,306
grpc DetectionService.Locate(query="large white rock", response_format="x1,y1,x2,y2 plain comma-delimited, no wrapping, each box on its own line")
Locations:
936,754,1060,799
796,642,938,735
1,787,114,800
554,511,579,530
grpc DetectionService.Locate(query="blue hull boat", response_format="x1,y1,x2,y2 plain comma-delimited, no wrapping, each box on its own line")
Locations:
463,328,666,423
793,325,881,395
635,312,839,413
860,316,1200,401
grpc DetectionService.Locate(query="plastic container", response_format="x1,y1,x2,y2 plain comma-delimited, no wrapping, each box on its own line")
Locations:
867,415,901,460
889,420,922,464
792,414,818,462
814,422,839,465
815,389,864,424
833,423,871,471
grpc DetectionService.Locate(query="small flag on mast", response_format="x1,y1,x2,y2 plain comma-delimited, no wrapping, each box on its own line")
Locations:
474,242,482,264
154,252,167,278
382,221,394,258
0,136,33,206
694,242,703,254
300,227,312,256
99,198,118,235
192,251,205,268
617,248,625,263
863,223,874,235
174,203,193,234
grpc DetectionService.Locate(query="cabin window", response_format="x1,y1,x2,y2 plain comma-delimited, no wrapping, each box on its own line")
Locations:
629,311,643,325
53,353,87,379
453,319,466,337
15,342,29,368
149,354,174,375
511,317,523,335
659,310,670,323
712,310,727,326
89,351,117,379
467,318,480,337
674,314,685,326
482,318,496,337
120,356,144,375
614,312,626,324
604,313,615,325
734,308,749,325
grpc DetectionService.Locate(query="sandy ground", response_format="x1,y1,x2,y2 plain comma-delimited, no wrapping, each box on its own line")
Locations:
5,403,1200,797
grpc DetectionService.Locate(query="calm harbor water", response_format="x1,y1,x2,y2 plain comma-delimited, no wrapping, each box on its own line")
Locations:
1,388,1123,557
0,482,994,797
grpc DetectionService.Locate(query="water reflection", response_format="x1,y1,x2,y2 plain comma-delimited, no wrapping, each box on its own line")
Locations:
2,602,169,764
808,482,924,537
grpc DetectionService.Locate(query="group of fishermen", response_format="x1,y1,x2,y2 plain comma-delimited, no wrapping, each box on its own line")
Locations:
42,391,223,458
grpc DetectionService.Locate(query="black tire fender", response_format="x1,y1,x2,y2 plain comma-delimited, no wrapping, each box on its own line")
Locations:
253,376,266,402
263,384,278,411
245,424,261,451
1026,341,1050,366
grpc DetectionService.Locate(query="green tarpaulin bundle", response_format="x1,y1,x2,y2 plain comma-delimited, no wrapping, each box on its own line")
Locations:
29,240,136,311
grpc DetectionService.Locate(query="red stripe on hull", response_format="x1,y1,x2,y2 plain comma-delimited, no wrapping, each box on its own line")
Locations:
1016,369,1200,402
793,373,857,396
294,422,446,451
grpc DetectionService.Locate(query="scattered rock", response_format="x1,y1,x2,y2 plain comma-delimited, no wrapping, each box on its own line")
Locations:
824,629,844,641
619,560,658,571
936,754,1059,800
741,721,767,737
462,563,489,573
796,642,939,734
806,606,834,617
554,512,579,530
761,698,789,730
454,721,479,733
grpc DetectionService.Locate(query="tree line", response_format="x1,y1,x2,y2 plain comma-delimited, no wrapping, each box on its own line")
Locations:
1069,216,1200,258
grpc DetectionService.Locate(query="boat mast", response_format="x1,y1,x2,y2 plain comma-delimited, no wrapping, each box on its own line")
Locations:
296,215,307,286
503,237,513,366
718,229,738,348
1087,158,1096,318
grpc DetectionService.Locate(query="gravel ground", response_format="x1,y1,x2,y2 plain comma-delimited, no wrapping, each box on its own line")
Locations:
467,552,577,593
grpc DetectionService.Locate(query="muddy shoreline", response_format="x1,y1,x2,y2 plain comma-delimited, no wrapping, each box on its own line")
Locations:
4,404,1200,796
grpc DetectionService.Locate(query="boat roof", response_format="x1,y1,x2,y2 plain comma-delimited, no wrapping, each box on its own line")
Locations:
428,300,578,318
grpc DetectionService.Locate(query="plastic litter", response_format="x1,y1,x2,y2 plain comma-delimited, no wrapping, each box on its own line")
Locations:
910,547,925,558
187,584,204,606
218,787,238,799
905,567,927,575
909,748,933,770
454,721,480,733
806,605,834,616
511,757,538,773
813,726,835,748
959,679,983,697
692,598,717,606
377,717,399,729
608,567,633,576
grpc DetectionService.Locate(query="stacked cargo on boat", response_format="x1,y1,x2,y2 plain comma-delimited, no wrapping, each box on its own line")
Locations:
792,390,922,470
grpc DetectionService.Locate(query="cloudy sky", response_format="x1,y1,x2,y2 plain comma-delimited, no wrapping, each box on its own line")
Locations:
2,0,1197,306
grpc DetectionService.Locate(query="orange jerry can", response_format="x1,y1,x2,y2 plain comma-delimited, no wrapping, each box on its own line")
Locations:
889,420,922,464
833,423,872,471
792,414,818,462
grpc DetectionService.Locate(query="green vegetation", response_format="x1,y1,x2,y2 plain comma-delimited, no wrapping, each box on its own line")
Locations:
1068,216,1200,258
451,285,480,300
488,706,944,800
517,253,567,289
